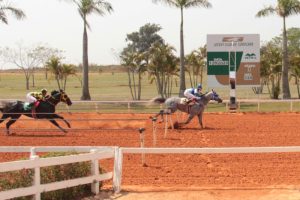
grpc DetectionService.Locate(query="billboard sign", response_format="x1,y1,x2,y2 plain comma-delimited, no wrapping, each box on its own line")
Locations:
207,34,260,87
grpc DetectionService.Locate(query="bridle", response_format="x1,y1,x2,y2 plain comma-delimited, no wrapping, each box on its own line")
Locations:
211,92,218,101
60,92,68,102
46,92,66,106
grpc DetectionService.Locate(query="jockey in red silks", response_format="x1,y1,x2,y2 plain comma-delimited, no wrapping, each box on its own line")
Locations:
26,88,48,117
183,84,203,102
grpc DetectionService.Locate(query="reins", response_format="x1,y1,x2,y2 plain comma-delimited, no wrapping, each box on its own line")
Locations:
46,93,61,106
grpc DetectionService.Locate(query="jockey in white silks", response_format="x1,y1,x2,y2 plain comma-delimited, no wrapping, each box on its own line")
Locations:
183,83,203,101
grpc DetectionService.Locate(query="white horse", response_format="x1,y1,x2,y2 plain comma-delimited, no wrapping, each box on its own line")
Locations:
150,90,223,128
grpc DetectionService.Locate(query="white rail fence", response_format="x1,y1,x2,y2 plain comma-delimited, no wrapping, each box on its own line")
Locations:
1,146,300,199
57,99,300,112
1,99,300,112
0,146,116,200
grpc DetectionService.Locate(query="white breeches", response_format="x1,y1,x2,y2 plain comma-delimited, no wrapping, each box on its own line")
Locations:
184,91,196,99
26,93,37,103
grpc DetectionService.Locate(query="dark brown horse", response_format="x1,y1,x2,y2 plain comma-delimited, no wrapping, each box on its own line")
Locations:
0,90,72,135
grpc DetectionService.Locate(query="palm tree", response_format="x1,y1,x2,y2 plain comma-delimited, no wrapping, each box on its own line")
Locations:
148,41,178,98
256,0,300,99
66,0,113,100
152,0,211,97
61,64,77,91
0,0,25,24
46,56,63,90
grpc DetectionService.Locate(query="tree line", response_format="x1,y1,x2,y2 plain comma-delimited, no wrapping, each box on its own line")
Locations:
1,0,300,100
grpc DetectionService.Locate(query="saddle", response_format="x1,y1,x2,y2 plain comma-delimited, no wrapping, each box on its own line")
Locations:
180,98,196,106
23,102,32,111
23,101,41,118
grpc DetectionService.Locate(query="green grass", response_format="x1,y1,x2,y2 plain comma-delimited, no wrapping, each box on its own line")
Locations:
1,71,300,113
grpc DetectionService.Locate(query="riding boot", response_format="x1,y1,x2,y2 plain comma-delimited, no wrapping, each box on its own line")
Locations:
32,104,37,118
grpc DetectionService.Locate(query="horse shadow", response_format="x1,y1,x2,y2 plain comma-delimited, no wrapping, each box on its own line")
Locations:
2,131,67,137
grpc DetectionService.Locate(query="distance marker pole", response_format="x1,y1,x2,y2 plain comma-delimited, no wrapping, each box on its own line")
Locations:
229,50,237,111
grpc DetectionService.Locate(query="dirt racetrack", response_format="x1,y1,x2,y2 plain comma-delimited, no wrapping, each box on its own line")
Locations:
1,112,300,199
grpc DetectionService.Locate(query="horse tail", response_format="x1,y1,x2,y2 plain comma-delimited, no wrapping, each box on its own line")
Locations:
149,97,166,104
0,102,5,113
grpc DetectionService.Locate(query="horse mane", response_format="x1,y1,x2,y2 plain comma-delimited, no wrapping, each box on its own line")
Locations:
51,90,60,96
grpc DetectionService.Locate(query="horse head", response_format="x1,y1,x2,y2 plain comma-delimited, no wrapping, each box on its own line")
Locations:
50,90,72,106
205,89,223,103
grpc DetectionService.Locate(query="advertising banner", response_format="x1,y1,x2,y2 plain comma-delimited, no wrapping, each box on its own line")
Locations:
207,34,260,87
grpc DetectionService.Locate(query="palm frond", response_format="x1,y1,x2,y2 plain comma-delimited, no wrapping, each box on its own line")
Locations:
152,0,179,8
256,6,276,17
185,0,212,9
93,1,113,15
3,6,25,20
0,11,8,24
285,1,300,15
0,1,25,24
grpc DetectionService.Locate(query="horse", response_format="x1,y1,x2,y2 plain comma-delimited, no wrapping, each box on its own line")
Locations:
150,90,223,128
0,90,72,135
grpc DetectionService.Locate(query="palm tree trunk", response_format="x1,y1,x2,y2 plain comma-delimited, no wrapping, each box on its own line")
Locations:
132,71,137,100
31,67,35,88
127,69,134,100
187,66,193,87
179,7,186,97
64,77,67,91
282,16,291,99
296,77,300,98
26,76,30,90
81,18,91,100
56,77,61,90
138,72,142,100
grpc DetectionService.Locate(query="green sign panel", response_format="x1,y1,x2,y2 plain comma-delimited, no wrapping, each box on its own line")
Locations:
207,52,243,75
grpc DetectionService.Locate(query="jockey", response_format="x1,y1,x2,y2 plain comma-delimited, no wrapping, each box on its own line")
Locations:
184,84,203,101
26,88,48,103
26,88,48,108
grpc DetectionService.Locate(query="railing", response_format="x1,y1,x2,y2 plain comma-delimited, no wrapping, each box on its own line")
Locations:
2,145,300,199
1,99,300,113
0,146,116,200
113,146,300,192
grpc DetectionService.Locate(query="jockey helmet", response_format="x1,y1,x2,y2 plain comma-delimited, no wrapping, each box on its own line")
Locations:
41,88,47,94
197,84,202,90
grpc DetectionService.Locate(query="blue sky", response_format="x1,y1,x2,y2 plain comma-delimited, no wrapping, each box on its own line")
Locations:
1,0,299,68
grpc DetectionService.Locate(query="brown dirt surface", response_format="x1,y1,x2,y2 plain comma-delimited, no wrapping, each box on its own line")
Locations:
1,112,300,200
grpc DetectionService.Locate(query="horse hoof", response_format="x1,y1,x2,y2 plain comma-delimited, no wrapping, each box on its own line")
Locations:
173,122,179,129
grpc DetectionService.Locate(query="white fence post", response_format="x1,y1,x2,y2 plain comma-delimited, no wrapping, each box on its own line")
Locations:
113,147,123,193
127,102,131,113
90,149,100,195
164,114,168,138
95,103,99,113
30,148,41,200
151,117,157,147
139,128,146,166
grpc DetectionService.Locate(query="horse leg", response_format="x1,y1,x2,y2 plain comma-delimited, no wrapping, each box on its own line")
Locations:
52,114,71,128
48,119,67,133
197,112,204,129
151,110,165,122
0,114,10,124
5,114,21,135
183,114,195,125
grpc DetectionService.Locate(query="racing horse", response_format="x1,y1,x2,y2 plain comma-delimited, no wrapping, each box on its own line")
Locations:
150,90,223,128
0,90,72,135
